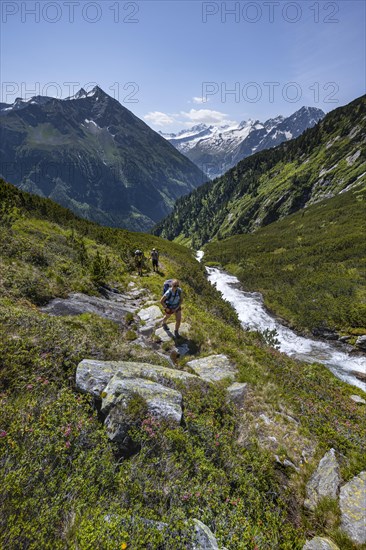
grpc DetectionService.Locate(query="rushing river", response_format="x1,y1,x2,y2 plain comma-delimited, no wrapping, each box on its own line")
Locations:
197,252,366,391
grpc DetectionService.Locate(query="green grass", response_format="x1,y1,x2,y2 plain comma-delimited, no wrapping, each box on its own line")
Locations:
1,179,365,549
205,187,366,336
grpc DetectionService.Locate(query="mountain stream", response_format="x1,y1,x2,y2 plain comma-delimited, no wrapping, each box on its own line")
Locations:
197,251,366,391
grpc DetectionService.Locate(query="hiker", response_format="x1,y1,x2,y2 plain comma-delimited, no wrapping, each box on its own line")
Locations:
160,279,183,337
134,249,144,276
151,248,159,272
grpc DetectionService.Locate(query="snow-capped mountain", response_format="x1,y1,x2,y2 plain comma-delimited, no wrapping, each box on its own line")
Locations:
161,107,325,179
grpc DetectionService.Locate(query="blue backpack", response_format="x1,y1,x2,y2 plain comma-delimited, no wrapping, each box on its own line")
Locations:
163,279,173,295
162,280,181,303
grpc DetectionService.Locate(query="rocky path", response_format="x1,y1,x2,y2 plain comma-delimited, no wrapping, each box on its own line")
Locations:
40,280,366,549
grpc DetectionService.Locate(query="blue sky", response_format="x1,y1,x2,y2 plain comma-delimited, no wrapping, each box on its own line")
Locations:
1,0,365,131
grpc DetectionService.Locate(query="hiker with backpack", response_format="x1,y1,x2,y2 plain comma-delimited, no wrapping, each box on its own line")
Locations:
151,248,159,272
134,249,144,276
160,279,183,338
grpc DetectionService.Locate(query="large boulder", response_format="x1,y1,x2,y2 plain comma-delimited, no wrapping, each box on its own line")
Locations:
104,377,183,442
101,374,182,417
304,449,341,510
302,537,340,550
339,471,366,544
187,355,236,383
76,359,199,397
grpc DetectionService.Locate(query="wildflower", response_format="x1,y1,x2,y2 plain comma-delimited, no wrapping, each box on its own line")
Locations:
0,430,8,437
64,425,72,437
121,543,128,550
43,379,50,385
26,384,34,390
65,441,71,449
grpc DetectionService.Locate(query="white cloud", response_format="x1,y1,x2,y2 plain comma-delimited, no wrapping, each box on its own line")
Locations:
143,111,176,126
143,107,236,130
180,108,236,126
192,96,209,104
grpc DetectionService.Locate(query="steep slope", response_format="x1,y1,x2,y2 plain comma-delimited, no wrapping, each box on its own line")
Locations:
1,178,365,549
161,107,324,179
0,87,206,231
154,95,366,247
205,186,366,337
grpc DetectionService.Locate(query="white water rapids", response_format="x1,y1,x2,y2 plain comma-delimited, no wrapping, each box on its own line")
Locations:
196,251,366,391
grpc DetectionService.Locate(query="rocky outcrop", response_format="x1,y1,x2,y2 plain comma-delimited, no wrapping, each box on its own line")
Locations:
76,359,199,398
40,291,139,323
304,449,341,510
187,355,237,383
76,359,203,444
103,378,183,442
101,374,183,419
192,519,219,550
339,471,366,544
302,537,340,550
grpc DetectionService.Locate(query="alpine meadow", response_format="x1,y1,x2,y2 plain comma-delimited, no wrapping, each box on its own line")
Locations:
1,1,366,549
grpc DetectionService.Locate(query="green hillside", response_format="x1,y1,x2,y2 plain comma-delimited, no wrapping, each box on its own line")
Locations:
154,95,366,247
205,187,366,338
1,180,365,549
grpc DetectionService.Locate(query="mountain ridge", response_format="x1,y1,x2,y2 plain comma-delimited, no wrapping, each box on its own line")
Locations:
0,86,207,231
160,106,325,179
153,95,366,247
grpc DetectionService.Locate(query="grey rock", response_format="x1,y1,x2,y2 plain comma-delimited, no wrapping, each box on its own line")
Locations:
192,519,219,550
104,377,182,442
137,305,163,324
355,335,366,350
259,414,272,425
304,449,340,510
40,292,137,323
302,536,340,550
175,342,190,356
101,374,182,417
187,354,236,383
339,335,351,343
155,322,191,342
340,470,366,544
226,382,248,405
138,325,155,337
76,359,199,398
350,394,366,404
275,455,300,472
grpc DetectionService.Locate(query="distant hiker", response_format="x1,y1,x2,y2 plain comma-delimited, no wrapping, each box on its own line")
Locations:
134,249,144,276
151,248,159,272
160,279,183,337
